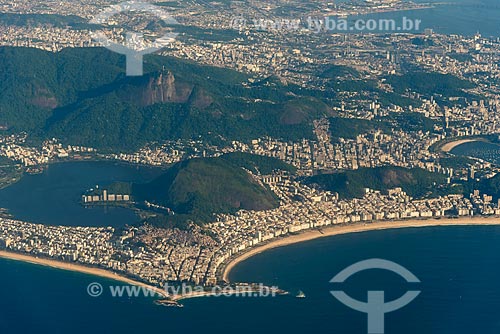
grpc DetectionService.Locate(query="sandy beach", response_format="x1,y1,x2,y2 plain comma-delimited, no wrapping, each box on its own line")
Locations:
3,216,500,297
222,216,500,282
440,139,480,152
0,251,167,297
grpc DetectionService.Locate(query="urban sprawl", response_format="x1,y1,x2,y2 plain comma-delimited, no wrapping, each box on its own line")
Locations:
1,0,500,288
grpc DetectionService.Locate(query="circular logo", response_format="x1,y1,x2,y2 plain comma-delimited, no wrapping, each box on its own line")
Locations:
87,282,104,297
90,0,179,50
330,259,421,334
89,0,180,75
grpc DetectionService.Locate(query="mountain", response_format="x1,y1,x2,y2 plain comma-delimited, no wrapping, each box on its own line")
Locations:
0,47,124,131
0,13,90,28
0,47,332,151
305,166,449,199
132,155,282,224
319,64,360,79
386,72,475,97
328,112,437,141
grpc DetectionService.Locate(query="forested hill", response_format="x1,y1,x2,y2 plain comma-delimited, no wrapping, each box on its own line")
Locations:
131,155,286,224
0,47,331,151
305,166,450,199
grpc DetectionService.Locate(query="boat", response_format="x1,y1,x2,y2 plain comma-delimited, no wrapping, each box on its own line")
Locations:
295,290,306,298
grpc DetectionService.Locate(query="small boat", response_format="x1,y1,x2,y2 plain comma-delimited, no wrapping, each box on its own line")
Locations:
295,290,306,298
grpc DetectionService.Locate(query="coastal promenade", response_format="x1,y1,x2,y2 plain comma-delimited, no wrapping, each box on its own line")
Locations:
222,216,500,282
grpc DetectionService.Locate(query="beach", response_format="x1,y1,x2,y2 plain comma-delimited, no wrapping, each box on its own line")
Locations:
222,216,500,282
440,139,480,152
0,250,167,297
3,216,500,296
0,250,272,303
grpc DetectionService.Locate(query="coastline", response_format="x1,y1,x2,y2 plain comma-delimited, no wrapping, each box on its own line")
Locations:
0,251,167,297
3,216,500,300
0,250,275,304
222,216,500,282
440,139,480,152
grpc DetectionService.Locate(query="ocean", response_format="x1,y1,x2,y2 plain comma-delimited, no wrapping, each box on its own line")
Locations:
451,141,500,165
1,226,500,334
2,1,500,333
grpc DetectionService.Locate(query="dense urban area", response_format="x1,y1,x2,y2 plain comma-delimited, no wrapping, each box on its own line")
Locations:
2,0,500,293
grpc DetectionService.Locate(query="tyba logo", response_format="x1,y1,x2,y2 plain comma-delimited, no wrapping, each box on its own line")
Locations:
330,259,420,334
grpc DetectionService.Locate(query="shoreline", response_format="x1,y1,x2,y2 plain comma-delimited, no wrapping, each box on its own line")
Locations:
440,139,480,152
0,251,167,297
222,216,500,282
0,250,275,303
3,216,500,301
331,4,436,17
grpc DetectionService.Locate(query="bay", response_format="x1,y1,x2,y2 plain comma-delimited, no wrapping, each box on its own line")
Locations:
343,0,500,37
1,226,500,334
451,141,500,164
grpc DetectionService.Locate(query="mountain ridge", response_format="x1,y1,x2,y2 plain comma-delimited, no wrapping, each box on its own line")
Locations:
131,155,285,225
0,46,332,151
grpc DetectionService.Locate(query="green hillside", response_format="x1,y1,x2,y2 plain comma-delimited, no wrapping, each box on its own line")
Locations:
475,174,500,200
319,64,360,79
0,47,124,132
305,166,449,199
0,47,332,151
329,117,382,140
329,113,437,141
385,72,475,96
132,156,280,224
0,13,90,28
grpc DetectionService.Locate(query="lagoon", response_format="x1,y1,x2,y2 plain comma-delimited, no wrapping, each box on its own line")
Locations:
0,161,162,227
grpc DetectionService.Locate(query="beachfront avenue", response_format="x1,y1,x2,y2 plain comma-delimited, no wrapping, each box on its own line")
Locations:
0,171,496,291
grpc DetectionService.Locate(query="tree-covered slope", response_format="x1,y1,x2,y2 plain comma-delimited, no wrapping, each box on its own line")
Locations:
0,47,332,151
305,166,448,199
385,72,476,99
132,156,280,222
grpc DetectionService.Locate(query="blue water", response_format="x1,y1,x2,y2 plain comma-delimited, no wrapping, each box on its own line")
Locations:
347,0,500,37
0,161,163,227
451,141,500,164
1,1,500,332
1,226,500,334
